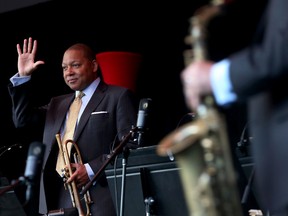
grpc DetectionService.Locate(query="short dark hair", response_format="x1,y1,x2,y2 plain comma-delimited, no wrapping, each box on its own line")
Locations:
66,43,96,61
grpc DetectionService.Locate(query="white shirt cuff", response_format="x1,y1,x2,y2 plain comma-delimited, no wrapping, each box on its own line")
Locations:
10,73,31,86
210,59,237,106
84,163,95,181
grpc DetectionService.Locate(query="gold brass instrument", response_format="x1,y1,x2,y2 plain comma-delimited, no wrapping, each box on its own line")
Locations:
55,133,93,216
157,1,244,216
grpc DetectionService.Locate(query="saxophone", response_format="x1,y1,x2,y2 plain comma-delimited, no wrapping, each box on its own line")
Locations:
157,1,244,216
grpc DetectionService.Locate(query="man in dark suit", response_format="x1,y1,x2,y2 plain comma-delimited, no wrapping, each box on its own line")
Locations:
8,37,138,215
180,0,288,215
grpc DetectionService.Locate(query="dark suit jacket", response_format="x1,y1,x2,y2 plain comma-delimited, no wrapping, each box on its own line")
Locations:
229,0,288,212
8,80,138,216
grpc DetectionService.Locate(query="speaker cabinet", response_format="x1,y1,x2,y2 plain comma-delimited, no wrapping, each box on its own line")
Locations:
105,146,189,216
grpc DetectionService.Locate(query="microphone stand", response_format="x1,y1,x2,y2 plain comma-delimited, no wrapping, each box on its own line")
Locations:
0,177,36,215
81,126,138,216
0,178,22,196
119,146,130,216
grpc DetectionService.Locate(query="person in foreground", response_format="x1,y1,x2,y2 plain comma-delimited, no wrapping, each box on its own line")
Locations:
8,37,138,215
180,0,288,215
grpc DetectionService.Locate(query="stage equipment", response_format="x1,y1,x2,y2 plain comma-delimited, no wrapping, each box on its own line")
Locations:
105,146,189,216
0,177,27,216
0,141,46,216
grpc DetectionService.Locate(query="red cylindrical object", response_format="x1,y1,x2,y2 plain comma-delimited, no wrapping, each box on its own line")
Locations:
96,51,143,92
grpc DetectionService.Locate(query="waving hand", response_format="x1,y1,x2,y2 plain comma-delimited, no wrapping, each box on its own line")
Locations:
17,37,45,76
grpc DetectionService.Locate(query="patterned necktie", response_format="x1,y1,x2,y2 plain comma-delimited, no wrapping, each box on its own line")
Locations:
56,91,85,176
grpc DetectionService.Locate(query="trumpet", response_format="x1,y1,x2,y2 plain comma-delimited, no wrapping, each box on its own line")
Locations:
55,133,93,216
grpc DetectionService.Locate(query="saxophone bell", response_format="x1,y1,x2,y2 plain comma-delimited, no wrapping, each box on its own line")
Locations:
157,97,243,216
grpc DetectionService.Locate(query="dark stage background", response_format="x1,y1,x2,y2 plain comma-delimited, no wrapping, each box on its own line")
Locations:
0,0,267,206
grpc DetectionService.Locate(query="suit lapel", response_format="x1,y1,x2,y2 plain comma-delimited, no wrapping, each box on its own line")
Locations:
74,82,108,140
43,93,74,167
56,96,73,128
48,94,74,147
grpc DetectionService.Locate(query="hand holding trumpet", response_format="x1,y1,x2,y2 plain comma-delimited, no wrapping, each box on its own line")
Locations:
64,162,89,188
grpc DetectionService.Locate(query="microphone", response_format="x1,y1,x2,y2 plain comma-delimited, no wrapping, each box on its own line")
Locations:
136,98,152,146
23,141,45,202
